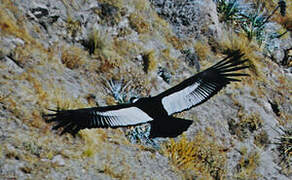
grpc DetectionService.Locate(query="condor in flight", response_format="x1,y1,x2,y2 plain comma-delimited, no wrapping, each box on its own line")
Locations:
45,51,248,138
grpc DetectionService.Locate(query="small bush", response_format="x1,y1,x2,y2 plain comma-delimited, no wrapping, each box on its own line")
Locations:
274,127,292,173
142,50,157,74
215,0,289,44
254,130,269,148
234,148,261,179
129,12,150,34
61,46,87,69
162,132,227,179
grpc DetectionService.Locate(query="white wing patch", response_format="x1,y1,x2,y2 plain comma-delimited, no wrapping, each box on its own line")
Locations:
92,107,153,127
161,82,201,115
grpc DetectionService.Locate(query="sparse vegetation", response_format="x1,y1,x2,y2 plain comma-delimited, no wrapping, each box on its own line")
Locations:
98,3,122,26
66,16,81,40
102,78,134,104
274,127,292,174
129,12,150,34
79,128,129,158
0,0,291,179
217,30,261,76
49,90,89,110
238,112,263,133
83,29,112,55
228,111,264,140
193,39,212,61
234,148,261,179
23,141,42,157
162,133,227,179
254,130,269,148
157,67,172,83
142,50,157,74
61,45,87,69
0,2,34,44
216,0,242,23
239,8,267,43
165,34,184,50
216,0,288,44
125,124,159,148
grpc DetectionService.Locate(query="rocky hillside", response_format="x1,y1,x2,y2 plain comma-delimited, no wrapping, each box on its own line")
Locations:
0,0,291,179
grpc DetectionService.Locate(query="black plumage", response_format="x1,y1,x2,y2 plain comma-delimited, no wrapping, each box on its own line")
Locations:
44,51,249,138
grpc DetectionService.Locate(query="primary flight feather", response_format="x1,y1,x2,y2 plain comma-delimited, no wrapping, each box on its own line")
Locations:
44,51,249,138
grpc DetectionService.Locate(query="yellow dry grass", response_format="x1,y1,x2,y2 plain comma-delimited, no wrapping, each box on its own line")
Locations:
162,132,227,179
79,128,129,157
218,30,264,77
193,39,212,61
0,1,44,49
234,147,261,179
129,12,150,34
61,45,87,69
143,50,157,73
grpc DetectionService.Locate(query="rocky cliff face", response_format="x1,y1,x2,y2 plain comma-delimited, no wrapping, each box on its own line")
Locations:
0,0,291,179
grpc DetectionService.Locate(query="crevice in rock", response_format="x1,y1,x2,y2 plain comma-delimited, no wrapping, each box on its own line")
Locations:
268,100,281,116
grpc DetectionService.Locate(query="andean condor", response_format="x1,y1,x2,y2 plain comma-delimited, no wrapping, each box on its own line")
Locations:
45,51,249,138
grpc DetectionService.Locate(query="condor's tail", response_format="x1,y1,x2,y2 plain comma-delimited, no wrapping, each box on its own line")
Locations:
149,117,193,138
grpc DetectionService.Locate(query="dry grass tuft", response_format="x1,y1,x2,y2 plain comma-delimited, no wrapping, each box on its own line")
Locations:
129,12,150,34
165,34,184,50
12,43,46,67
79,128,128,157
234,147,261,179
97,55,123,73
142,50,157,73
88,29,111,55
254,130,270,148
79,129,108,157
228,109,264,141
82,29,126,74
217,30,263,76
66,16,81,39
0,1,45,50
113,39,142,59
61,45,87,69
48,88,89,110
97,0,124,8
238,112,263,133
0,4,30,42
193,39,212,61
162,132,227,179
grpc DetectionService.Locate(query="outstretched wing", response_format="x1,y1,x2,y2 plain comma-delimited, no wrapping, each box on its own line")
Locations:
155,51,249,115
44,104,153,135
